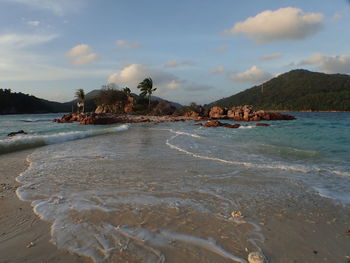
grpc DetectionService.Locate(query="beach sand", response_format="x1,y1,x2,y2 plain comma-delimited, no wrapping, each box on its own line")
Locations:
0,150,91,263
0,149,349,263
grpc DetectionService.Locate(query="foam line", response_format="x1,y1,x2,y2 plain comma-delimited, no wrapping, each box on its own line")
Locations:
0,124,129,155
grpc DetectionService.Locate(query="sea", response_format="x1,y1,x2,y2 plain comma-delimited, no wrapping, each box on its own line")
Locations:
0,112,349,263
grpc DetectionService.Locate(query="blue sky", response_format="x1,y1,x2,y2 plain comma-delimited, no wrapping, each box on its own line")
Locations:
0,0,349,104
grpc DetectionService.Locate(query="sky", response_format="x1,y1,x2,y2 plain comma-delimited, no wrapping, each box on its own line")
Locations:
0,0,349,105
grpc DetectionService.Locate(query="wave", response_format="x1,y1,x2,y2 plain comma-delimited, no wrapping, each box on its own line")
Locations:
20,119,53,123
0,124,129,155
152,128,202,138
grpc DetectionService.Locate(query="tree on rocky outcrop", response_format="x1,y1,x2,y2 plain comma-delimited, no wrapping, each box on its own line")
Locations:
137,77,156,111
123,87,131,96
75,89,85,113
95,84,128,113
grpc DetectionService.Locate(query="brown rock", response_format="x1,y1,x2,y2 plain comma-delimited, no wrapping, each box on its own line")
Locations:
223,123,241,128
256,123,270,127
79,114,122,125
209,106,226,119
204,120,222,127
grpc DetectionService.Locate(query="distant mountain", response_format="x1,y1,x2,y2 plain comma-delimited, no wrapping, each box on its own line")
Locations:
207,69,350,111
74,89,183,110
150,95,182,109
0,89,71,114
0,88,182,115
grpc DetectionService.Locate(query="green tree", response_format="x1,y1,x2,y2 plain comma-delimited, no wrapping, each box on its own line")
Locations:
75,88,85,113
123,87,131,96
137,77,156,111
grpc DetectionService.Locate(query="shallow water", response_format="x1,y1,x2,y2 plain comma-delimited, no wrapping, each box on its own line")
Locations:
1,112,349,262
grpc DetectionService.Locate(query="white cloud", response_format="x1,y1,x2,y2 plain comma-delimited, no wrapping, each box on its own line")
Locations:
2,0,84,15
209,45,228,54
26,20,40,26
164,60,194,68
67,44,91,57
0,33,58,49
108,64,184,92
225,7,324,43
0,33,108,82
72,53,98,66
260,53,283,60
232,66,272,83
67,44,98,65
209,66,225,75
299,53,350,74
116,40,142,49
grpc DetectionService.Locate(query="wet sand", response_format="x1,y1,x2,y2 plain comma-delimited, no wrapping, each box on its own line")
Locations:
0,149,349,262
0,150,91,263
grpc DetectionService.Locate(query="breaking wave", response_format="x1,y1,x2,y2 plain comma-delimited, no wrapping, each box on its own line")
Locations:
0,124,129,155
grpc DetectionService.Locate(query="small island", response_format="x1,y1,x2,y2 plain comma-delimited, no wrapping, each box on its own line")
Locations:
53,78,295,127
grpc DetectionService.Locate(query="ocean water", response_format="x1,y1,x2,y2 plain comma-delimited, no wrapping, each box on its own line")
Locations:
1,112,350,262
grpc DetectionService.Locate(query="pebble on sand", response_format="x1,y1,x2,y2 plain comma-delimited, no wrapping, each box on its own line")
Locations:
248,251,268,263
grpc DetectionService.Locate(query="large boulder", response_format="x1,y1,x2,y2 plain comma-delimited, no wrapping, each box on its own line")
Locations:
79,114,122,125
184,111,200,118
204,120,222,127
123,96,135,113
209,106,226,119
203,120,240,128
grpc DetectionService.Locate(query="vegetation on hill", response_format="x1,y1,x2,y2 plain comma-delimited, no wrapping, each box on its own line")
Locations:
0,89,71,114
208,69,350,111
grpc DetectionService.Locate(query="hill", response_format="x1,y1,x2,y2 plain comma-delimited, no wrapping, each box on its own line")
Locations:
0,88,182,115
208,69,350,111
0,89,71,114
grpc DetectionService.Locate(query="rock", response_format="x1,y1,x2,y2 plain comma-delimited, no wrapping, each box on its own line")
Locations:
7,130,27,137
203,121,240,128
231,211,244,218
184,111,200,118
124,96,135,113
209,106,226,119
79,114,122,125
204,120,222,127
256,123,270,127
248,251,267,263
223,123,241,128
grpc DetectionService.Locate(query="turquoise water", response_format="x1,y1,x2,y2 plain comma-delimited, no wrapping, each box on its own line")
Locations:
1,112,349,262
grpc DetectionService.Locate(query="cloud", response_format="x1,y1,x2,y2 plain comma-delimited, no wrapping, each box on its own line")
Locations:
2,0,84,15
0,33,58,49
208,45,228,54
232,66,272,83
164,60,195,68
116,40,142,49
299,53,350,74
26,20,40,26
225,7,324,43
67,44,91,57
67,44,98,65
209,66,225,75
108,64,184,92
260,53,283,60
0,33,108,82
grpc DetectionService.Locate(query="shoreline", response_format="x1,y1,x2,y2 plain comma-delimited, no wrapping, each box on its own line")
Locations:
0,127,349,262
0,150,91,263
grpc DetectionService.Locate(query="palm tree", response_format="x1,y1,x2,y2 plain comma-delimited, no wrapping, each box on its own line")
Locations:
75,88,85,113
123,87,131,96
137,78,156,111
